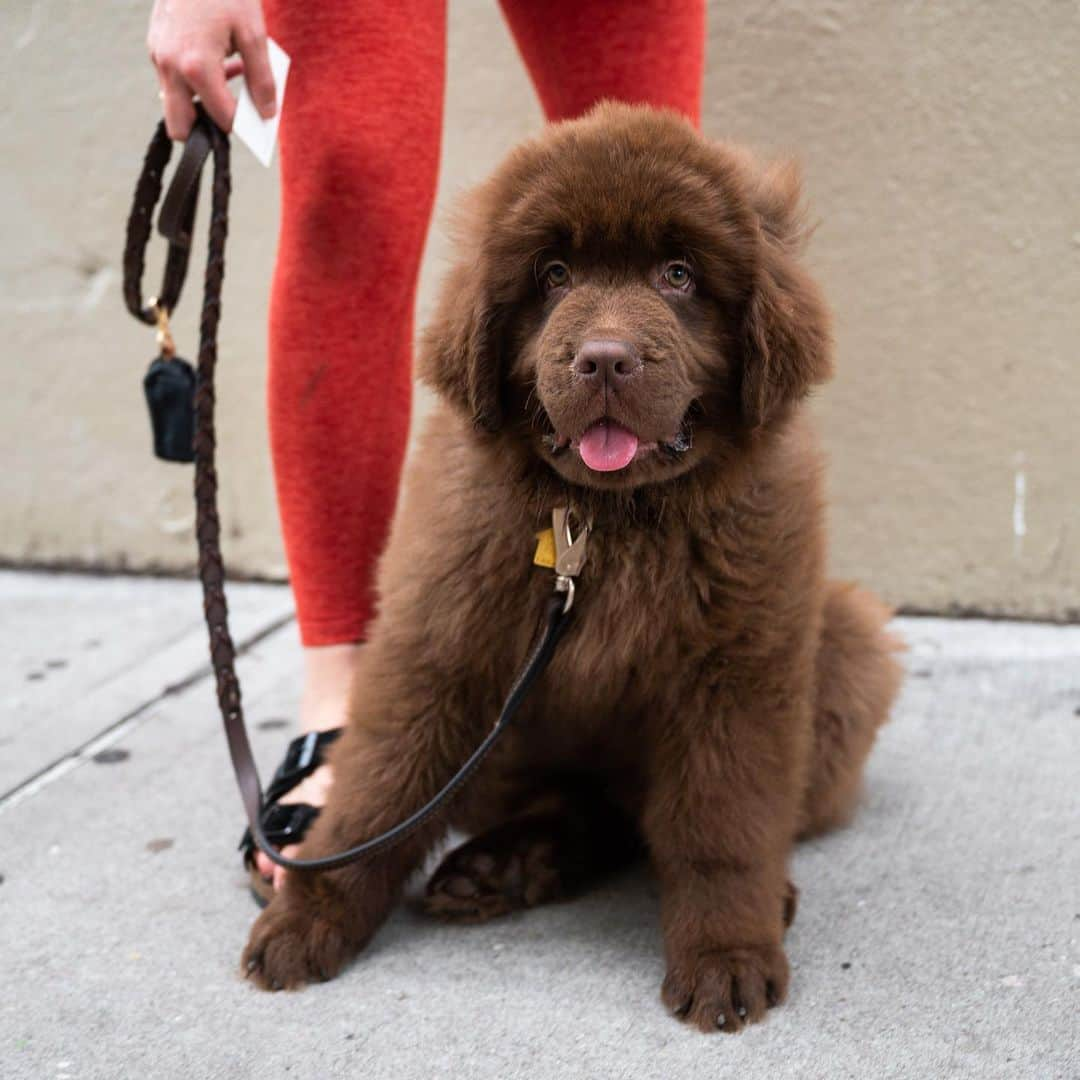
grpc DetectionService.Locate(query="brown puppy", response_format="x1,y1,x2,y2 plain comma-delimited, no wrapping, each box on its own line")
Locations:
242,103,903,1033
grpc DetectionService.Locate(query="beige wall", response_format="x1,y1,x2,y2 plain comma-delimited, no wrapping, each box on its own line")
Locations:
2,1,1078,619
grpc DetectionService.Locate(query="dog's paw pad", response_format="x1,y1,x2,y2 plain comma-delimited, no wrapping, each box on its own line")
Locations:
424,826,564,923
424,847,525,922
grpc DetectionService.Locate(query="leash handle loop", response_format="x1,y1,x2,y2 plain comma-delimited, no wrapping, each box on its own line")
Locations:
122,112,212,324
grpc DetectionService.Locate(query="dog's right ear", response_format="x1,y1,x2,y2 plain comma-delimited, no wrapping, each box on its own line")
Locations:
419,251,504,434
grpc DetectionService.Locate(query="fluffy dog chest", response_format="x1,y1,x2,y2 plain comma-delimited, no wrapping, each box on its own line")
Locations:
538,527,717,700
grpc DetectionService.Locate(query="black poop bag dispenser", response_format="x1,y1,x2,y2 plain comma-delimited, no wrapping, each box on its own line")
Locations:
144,305,197,463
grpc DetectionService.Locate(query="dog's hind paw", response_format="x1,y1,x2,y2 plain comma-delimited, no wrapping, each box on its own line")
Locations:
423,819,566,923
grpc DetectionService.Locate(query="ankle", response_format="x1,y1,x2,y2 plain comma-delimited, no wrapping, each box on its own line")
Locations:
300,642,362,734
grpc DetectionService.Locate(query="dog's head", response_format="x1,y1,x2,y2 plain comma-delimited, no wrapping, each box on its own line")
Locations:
421,103,832,491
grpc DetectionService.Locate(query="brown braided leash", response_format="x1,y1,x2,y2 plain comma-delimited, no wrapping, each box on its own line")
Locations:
124,112,266,855
122,114,578,874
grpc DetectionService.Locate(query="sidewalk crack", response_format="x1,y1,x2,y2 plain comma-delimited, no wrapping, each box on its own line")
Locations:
0,612,295,815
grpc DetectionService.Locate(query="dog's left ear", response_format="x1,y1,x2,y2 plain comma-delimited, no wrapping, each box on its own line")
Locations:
419,247,505,434
741,161,833,427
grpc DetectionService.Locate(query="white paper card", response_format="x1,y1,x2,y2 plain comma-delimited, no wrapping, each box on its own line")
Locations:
231,37,290,167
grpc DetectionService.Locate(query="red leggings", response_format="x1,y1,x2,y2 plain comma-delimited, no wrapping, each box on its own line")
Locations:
263,1,705,646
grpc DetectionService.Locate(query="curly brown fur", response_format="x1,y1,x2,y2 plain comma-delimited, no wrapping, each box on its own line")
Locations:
242,103,903,1032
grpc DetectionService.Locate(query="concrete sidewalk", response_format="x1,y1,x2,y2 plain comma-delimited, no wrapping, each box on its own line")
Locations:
2,570,1078,1079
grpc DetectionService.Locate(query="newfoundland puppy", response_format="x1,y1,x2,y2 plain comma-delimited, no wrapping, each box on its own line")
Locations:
242,103,902,1033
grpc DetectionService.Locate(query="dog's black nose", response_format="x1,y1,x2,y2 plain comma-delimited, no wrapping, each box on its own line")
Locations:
572,339,643,383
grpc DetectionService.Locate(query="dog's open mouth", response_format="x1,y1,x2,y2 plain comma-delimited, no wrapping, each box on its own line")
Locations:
547,418,692,473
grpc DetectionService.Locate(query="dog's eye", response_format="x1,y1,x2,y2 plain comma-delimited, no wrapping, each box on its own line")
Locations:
540,261,571,292
661,262,693,291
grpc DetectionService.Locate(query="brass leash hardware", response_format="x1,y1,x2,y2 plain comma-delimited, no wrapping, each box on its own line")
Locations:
149,296,176,359
551,506,590,613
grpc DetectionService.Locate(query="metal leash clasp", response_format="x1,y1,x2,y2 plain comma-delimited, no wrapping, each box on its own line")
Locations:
148,296,176,358
551,506,590,613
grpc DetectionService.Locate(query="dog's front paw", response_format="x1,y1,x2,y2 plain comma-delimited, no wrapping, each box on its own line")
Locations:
662,942,790,1033
241,893,354,991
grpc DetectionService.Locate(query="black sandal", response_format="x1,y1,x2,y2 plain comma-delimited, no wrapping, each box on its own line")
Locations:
239,728,342,907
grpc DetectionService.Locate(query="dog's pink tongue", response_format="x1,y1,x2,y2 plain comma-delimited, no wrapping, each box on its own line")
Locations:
578,419,639,472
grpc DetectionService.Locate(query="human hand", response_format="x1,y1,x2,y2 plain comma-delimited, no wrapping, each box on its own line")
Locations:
147,0,276,140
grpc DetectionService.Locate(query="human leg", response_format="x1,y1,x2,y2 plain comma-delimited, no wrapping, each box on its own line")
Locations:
499,0,705,125
252,0,447,886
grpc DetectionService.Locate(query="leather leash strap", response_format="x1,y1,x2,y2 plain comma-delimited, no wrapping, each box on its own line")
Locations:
122,114,573,873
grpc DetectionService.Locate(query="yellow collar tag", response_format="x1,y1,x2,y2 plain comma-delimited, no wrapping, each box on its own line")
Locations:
533,527,557,569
